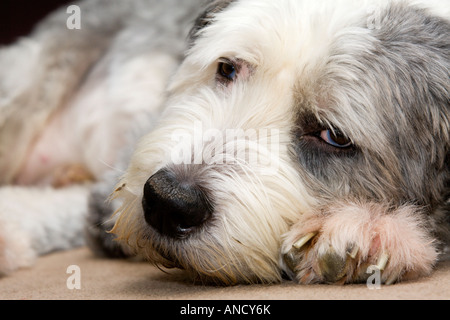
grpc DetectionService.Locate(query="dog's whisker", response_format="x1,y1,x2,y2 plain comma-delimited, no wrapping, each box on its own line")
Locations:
97,158,126,175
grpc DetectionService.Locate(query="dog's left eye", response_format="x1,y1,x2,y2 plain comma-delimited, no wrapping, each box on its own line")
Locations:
217,59,237,81
320,129,352,148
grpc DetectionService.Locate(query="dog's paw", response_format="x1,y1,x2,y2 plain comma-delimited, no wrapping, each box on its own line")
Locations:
281,203,438,284
0,220,36,276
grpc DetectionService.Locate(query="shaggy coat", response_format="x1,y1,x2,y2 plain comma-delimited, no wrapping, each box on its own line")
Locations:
0,0,448,285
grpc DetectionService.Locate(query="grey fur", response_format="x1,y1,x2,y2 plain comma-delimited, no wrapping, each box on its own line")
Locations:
292,3,449,254
89,1,449,280
0,0,205,261
188,0,236,45
85,171,125,258
0,1,124,183
1,0,448,283
294,3,449,210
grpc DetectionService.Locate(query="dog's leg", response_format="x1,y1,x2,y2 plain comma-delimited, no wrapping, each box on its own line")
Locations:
0,0,130,184
281,202,440,284
0,185,89,275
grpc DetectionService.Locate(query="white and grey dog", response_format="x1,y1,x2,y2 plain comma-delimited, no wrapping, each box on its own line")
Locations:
0,0,448,285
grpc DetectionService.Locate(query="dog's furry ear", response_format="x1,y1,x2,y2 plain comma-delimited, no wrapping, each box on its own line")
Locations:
189,0,235,45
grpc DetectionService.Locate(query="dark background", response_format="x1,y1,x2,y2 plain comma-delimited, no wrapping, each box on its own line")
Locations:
0,0,73,45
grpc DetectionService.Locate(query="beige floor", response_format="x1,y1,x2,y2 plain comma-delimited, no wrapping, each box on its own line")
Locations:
1,247,449,300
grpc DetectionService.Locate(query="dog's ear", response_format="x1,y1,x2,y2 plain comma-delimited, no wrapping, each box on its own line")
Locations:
188,0,235,45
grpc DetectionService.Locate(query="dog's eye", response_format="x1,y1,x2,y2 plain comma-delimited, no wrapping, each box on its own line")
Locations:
217,60,237,81
320,129,352,148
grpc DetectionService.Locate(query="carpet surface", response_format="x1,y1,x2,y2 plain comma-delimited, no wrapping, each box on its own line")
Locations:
1,247,449,300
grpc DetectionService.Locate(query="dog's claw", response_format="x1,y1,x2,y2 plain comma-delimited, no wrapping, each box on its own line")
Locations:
376,252,389,271
292,232,317,249
282,249,299,275
385,272,397,285
282,232,318,280
285,233,393,284
346,244,359,259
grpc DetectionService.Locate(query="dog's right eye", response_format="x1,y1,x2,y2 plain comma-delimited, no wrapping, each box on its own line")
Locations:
319,129,352,148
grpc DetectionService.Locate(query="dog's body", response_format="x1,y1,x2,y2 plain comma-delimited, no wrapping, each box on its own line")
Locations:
0,0,448,285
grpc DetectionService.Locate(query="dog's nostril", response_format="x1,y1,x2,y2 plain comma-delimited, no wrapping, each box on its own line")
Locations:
142,168,212,239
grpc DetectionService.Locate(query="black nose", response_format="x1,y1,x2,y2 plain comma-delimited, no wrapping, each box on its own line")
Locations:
142,168,213,239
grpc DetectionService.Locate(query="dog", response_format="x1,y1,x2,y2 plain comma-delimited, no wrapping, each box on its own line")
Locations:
0,0,448,286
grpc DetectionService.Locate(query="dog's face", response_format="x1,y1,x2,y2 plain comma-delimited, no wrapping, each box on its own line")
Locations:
111,0,449,284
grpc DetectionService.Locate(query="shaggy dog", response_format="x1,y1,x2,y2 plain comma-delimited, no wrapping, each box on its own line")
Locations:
0,0,448,285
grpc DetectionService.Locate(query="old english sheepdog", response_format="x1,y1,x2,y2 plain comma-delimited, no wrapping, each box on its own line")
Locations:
0,0,448,285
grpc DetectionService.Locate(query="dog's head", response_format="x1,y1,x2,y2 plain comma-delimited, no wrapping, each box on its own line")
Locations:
111,0,449,284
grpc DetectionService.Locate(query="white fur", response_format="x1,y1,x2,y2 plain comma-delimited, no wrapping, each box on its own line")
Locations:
0,0,203,275
0,0,447,283
0,186,88,275
113,0,448,284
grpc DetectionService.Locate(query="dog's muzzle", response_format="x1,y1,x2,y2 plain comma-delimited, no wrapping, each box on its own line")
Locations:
142,168,213,239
